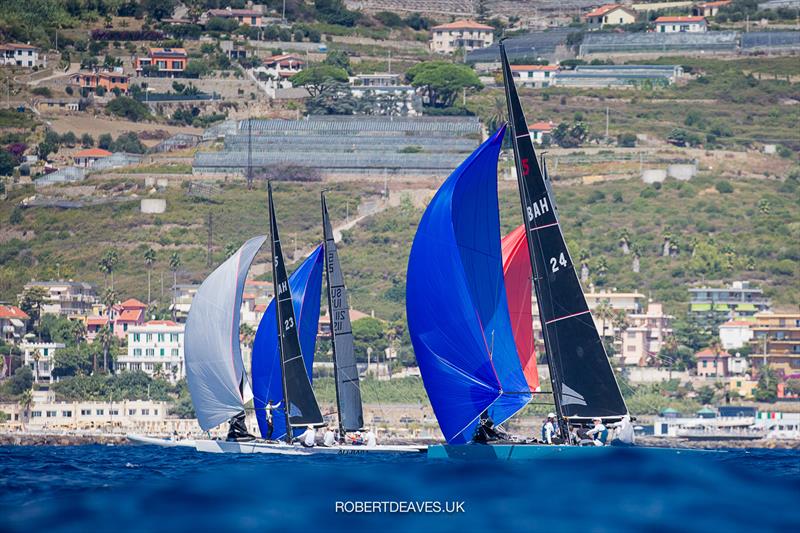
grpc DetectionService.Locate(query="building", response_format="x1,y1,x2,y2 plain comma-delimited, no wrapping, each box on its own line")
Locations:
728,353,750,376
621,302,673,367
73,148,112,168
21,341,65,383
430,20,494,54
689,281,770,326
510,65,559,88
36,99,80,112
719,320,754,350
111,298,147,338
85,316,108,342
350,74,422,116
529,121,555,145
252,54,306,96
0,304,28,345
695,347,730,378
749,311,800,377
555,64,684,88
0,43,41,68
693,0,732,17
584,4,638,29
70,69,129,94
170,284,200,322
135,48,188,77
240,280,274,328
585,290,645,338
728,377,758,399
23,280,98,317
220,40,247,60
206,7,264,27
655,16,708,33
120,320,185,383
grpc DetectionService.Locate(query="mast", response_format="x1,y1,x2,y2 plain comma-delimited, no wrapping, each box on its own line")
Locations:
268,182,293,444
499,42,568,437
322,192,345,438
499,41,628,430
321,191,363,438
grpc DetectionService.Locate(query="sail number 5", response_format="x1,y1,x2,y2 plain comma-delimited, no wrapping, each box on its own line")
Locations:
549,252,568,273
521,158,530,176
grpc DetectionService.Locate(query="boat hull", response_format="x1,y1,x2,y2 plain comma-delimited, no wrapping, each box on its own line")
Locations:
127,434,196,448
194,439,425,455
428,443,721,460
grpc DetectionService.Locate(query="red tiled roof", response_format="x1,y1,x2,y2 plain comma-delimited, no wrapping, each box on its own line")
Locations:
146,320,179,326
529,121,555,131
0,43,38,51
656,16,706,23
432,20,494,31
117,309,143,322
696,348,731,357
700,1,731,7
86,317,108,326
0,305,29,320
584,4,630,18
74,148,112,158
119,298,147,309
511,65,559,72
208,8,261,17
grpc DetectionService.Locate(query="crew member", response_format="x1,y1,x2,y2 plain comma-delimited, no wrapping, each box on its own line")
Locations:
584,417,608,446
323,426,336,447
264,400,281,440
297,424,316,448
541,413,562,444
473,414,509,444
609,414,635,446
364,428,377,447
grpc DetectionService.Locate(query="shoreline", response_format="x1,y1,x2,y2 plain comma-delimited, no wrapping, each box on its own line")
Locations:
2,431,799,449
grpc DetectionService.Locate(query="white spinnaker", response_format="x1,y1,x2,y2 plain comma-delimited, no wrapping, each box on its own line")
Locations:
185,235,267,430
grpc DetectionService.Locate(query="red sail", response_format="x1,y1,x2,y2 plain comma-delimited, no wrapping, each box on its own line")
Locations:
502,224,539,391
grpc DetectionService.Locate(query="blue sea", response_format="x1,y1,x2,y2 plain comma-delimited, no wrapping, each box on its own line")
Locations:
0,445,798,532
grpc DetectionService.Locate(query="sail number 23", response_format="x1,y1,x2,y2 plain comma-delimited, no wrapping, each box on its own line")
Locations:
550,252,568,273
284,317,294,331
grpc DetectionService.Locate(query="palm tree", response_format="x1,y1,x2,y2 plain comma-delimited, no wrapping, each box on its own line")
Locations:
618,230,631,255
102,288,117,373
595,256,608,285
19,389,33,431
224,242,238,259
98,256,111,290
96,325,113,374
662,231,672,257
106,249,119,290
594,300,614,339
144,248,156,305
631,243,641,273
169,252,181,321
32,349,41,383
709,337,724,380
579,249,590,283
69,319,86,346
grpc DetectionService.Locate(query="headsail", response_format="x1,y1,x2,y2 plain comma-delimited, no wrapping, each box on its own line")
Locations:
185,235,267,431
407,127,531,444
502,225,539,391
268,183,324,435
322,193,364,433
252,245,324,440
500,42,628,421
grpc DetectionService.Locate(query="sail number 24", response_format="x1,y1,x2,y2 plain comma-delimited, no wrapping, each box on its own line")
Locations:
550,252,568,273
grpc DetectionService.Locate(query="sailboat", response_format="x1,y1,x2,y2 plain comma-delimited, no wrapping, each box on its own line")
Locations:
189,184,421,455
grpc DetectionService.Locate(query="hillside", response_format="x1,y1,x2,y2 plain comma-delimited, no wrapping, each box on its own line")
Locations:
5,165,794,319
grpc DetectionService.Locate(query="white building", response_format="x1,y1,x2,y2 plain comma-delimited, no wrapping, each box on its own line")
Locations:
621,302,674,366
510,65,559,88
0,43,42,68
584,4,638,30
430,20,494,54
120,321,185,383
21,341,65,383
240,280,273,328
22,280,98,317
0,304,29,345
252,54,305,97
719,320,755,350
170,284,199,322
350,73,421,116
585,290,646,338
655,16,708,33
529,121,555,145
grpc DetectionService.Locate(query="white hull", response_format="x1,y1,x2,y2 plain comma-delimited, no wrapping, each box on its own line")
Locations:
127,434,197,448
194,439,425,455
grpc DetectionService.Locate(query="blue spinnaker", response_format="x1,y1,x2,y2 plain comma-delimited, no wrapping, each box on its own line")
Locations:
252,245,324,440
407,126,531,444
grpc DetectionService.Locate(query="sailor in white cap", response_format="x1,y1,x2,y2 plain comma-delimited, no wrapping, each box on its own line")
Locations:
541,412,560,444
585,417,608,446
298,424,316,448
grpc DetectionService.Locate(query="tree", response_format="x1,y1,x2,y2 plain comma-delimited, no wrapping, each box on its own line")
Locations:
144,0,176,21
290,65,349,97
323,50,352,75
69,319,86,346
169,252,181,321
19,286,47,328
19,388,33,430
106,96,149,122
406,61,482,108
184,60,209,79
352,317,388,363
754,367,778,403
80,133,94,148
52,344,94,378
239,323,256,350
144,248,156,304
594,300,615,338
552,121,589,148
9,366,33,396
101,287,117,372
0,151,17,176
32,349,41,383
95,324,114,374
112,132,146,154
305,81,357,115
98,133,113,150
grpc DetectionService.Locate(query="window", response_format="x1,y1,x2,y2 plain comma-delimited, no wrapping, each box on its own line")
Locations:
627,345,635,352
133,333,141,342
110,410,119,416
142,409,150,415
46,411,56,417
96,409,104,416
146,334,152,342
158,333,165,342
146,349,154,357
123,324,128,331
32,411,42,418
154,409,159,416
172,60,182,70
160,348,165,357
128,409,136,416
81,409,91,416
702,361,708,368
62,411,72,417
134,348,142,357
172,349,179,357
171,334,178,342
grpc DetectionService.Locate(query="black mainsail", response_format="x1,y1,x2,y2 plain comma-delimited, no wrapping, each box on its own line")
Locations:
268,182,324,443
500,42,628,425
321,192,364,435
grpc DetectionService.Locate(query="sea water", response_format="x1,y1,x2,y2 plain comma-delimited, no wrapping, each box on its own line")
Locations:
0,445,798,532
